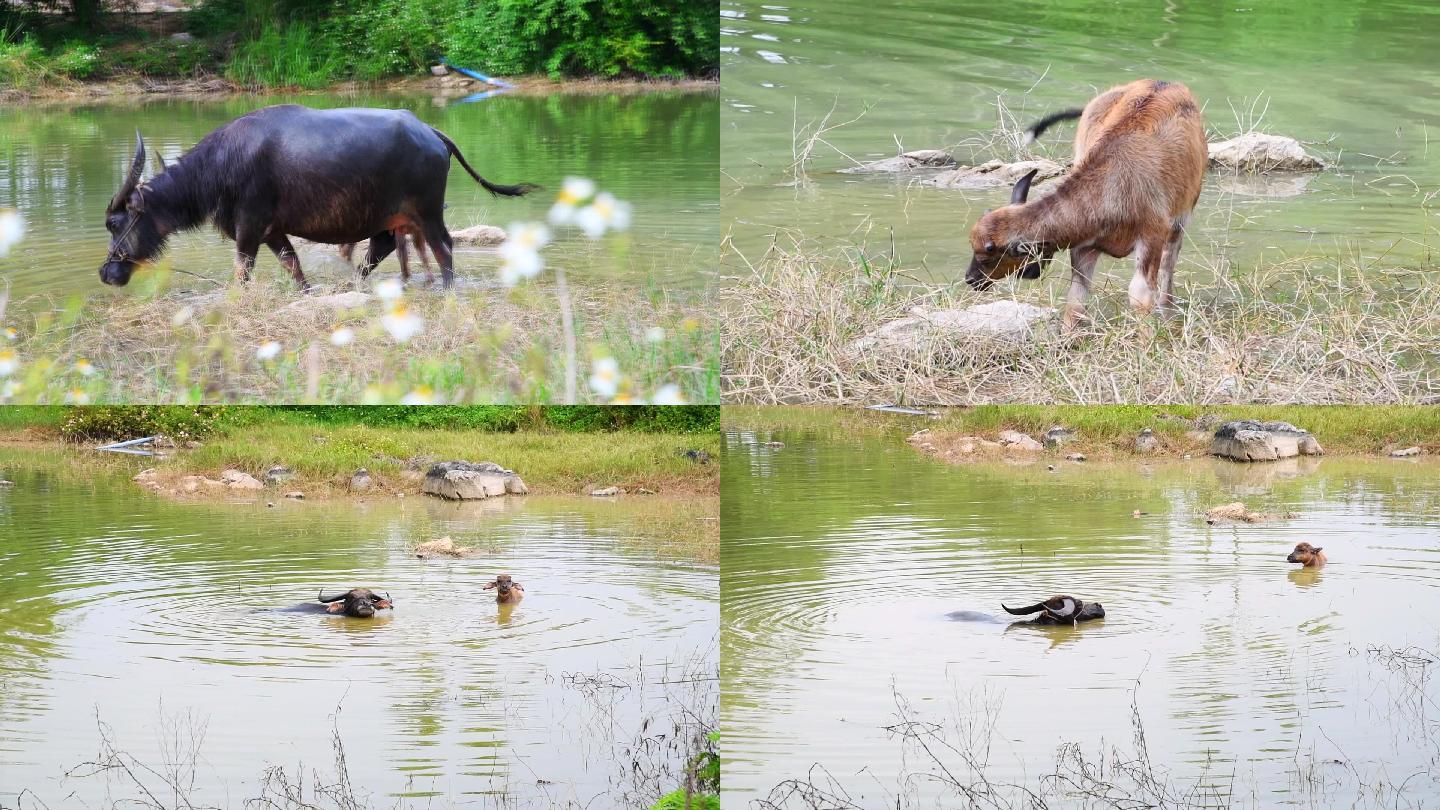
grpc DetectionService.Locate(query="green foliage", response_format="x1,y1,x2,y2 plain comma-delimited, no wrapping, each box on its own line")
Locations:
0,28,48,88
56,406,237,443
319,0,453,80
102,40,216,77
650,730,719,810
652,792,719,810
50,40,99,77
444,0,717,78
223,20,342,88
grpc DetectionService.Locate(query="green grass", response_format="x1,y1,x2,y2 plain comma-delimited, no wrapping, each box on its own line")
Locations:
723,405,1440,456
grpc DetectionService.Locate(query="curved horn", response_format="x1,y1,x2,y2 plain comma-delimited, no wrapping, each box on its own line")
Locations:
318,590,350,603
1002,601,1047,615
154,151,167,173
108,131,146,214
1010,168,1038,205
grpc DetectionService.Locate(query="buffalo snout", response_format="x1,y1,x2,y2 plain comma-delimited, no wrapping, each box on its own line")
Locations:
99,261,135,287
965,257,994,291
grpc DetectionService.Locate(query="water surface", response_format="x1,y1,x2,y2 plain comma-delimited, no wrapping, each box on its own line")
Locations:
0,451,718,807
721,422,1440,806
721,0,1440,288
0,89,718,299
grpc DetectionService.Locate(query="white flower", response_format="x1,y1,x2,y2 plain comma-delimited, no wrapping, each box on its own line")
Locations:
645,326,666,343
651,384,686,405
256,341,282,361
65,389,90,404
0,209,25,257
400,386,435,405
498,222,551,286
548,177,597,226
171,306,194,327
74,358,96,377
575,192,633,239
0,349,17,376
381,304,424,343
330,326,355,347
588,356,620,398
374,278,404,301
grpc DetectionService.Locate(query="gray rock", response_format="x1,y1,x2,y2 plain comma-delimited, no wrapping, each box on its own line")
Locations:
923,159,1067,189
837,150,957,174
221,469,264,490
451,224,508,246
264,465,296,484
284,291,372,312
1207,133,1324,173
1211,420,1323,462
430,65,448,77
1135,429,1159,454
169,32,196,43
421,461,528,500
350,468,374,492
1390,446,1421,458
284,491,305,499
590,486,622,497
847,301,1058,360
1043,426,1076,449
997,430,1043,452
1065,453,1087,462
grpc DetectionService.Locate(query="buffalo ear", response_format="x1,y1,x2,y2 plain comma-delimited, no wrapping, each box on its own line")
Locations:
375,599,393,609
1011,168,1039,205
483,581,497,589
325,602,346,613
1313,547,1323,553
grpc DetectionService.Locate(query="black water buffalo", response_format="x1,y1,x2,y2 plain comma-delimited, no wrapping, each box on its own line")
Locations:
1002,595,1105,625
306,588,394,618
100,105,537,290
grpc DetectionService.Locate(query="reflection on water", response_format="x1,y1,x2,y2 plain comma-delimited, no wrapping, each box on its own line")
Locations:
721,425,1440,805
0,451,717,806
0,90,718,299
720,0,1440,285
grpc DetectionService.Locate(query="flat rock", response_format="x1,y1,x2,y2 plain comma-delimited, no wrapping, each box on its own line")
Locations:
221,469,264,490
1211,420,1323,462
1390,446,1421,457
285,291,372,312
415,536,476,558
1204,501,1296,524
847,301,1058,360
1043,426,1076,449
1065,453,1087,462
837,150,957,174
265,465,296,484
430,65,448,77
997,430,1043,452
923,159,1066,189
451,224,508,246
590,486,622,497
1208,133,1324,173
350,468,374,492
284,491,305,499
1135,428,1159,454
421,461,528,500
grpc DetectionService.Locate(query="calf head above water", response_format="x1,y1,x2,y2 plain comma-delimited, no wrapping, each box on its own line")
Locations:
1286,542,1327,567
483,574,524,604
318,588,393,618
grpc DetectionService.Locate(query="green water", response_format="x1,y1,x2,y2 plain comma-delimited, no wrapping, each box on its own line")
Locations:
0,451,717,807
0,89,718,299
721,421,1440,806
721,0,1440,291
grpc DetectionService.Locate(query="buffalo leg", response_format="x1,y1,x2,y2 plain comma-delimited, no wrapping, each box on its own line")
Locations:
338,243,356,265
1156,213,1188,316
1064,245,1102,331
395,233,411,284
233,232,262,283
419,220,455,288
1127,236,1165,314
359,231,397,278
266,234,310,291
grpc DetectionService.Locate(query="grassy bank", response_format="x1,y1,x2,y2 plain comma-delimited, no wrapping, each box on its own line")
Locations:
1,0,717,93
0,269,716,404
724,405,1440,457
721,238,1440,405
0,405,720,496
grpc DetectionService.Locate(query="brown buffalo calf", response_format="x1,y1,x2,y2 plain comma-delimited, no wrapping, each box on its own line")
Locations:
484,574,525,604
967,79,1208,329
1286,542,1327,567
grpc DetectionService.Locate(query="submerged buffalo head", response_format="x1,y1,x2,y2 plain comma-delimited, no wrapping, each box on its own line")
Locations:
318,588,393,618
483,574,523,603
965,169,1057,290
1002,594,1086,622
1286,542,1326,567
100,133,171,287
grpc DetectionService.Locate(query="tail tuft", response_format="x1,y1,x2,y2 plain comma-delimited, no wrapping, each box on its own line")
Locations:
1026,108,1085,143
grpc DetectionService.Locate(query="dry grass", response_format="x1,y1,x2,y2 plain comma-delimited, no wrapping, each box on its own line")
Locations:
4,269,714,404
720,237,1440,404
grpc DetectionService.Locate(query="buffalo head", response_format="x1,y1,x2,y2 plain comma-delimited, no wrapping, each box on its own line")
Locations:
1003,594,1086,622
318,588,394,618
100,132,169,287
483,574,524,603
965,169,1057,290
1286,542,1326,567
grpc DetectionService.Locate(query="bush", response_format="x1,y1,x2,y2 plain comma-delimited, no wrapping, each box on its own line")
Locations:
223,20,342,88
50,40,99,77
57,406,235,443
102,39,216,77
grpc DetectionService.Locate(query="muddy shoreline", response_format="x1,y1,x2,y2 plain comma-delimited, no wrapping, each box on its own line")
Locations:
1,73,717,104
